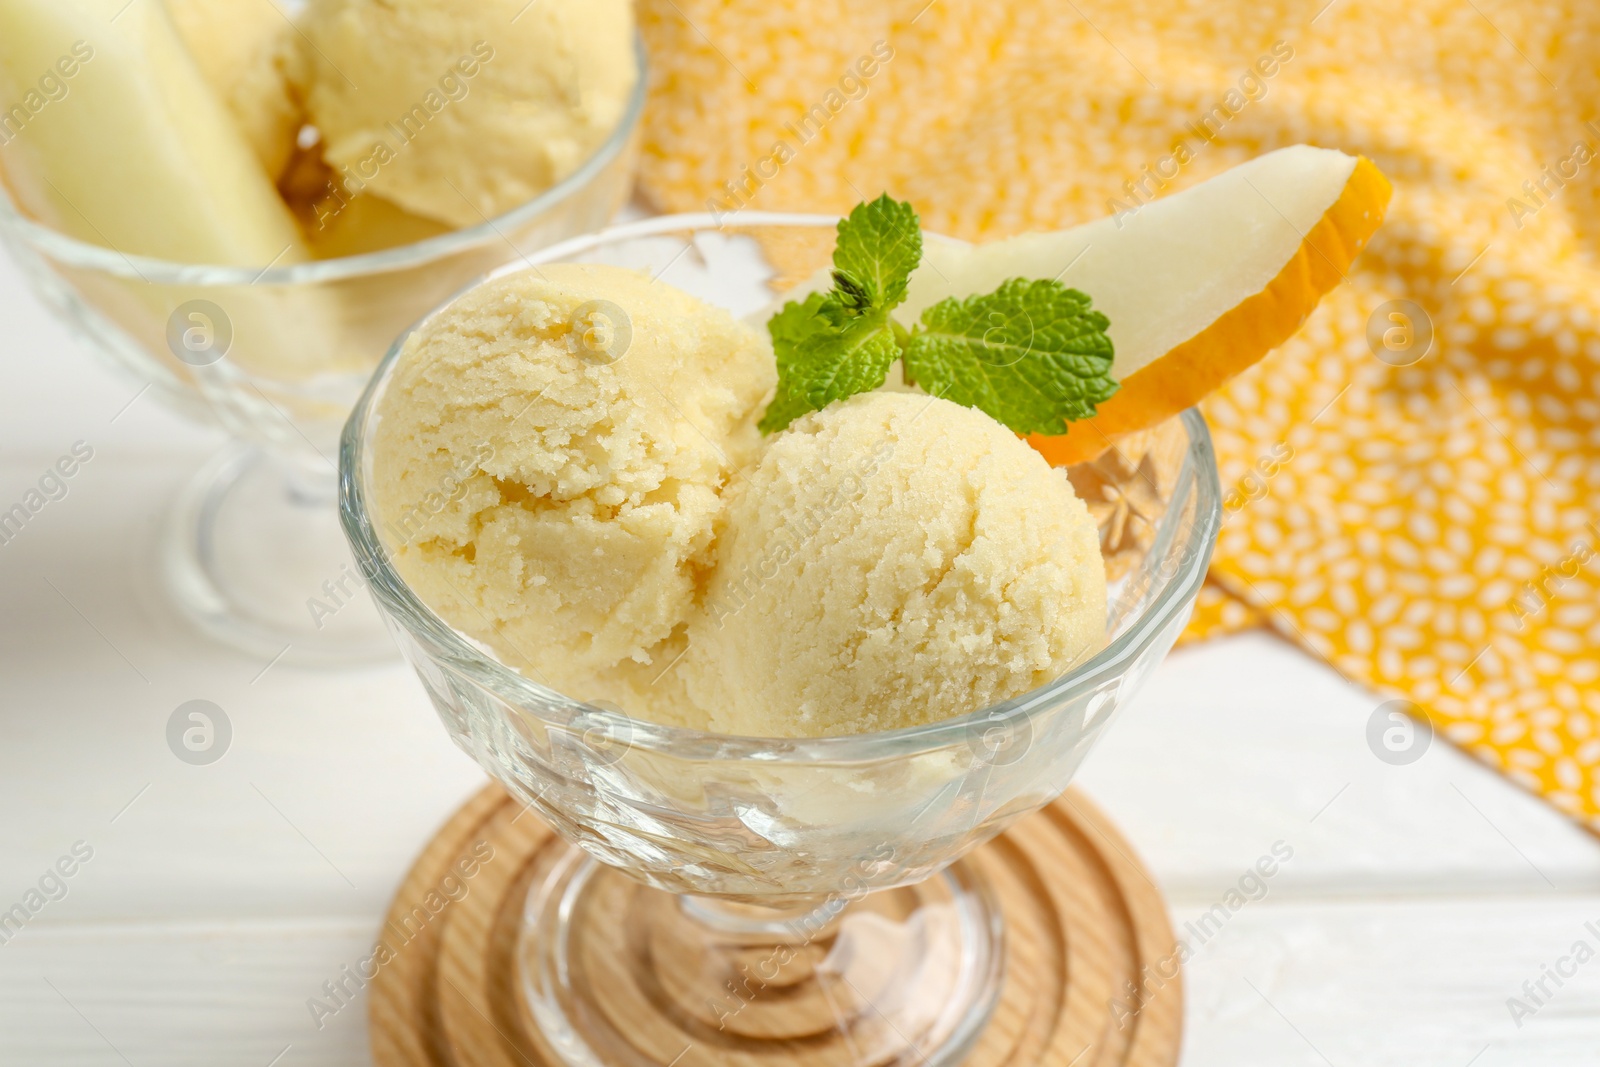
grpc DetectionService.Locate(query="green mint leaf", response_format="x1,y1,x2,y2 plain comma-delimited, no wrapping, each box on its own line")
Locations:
760,195,921,433
768,290,830,353
831,194,922,311
759,298,898,435
902,278,1118,436
832,270,873,313
793,312,899,408
757,385,820,436
760,292,831,434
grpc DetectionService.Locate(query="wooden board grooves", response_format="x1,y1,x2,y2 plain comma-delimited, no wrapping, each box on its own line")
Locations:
371,785,1182,1067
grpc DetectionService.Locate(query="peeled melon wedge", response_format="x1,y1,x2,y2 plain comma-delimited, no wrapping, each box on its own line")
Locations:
0,0,306,267
897,145,1392,465
0,0,368,384
164,0,303,179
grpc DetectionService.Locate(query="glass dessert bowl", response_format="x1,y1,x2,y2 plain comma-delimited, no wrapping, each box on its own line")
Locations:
0,38,645,666
339,215,1221,1067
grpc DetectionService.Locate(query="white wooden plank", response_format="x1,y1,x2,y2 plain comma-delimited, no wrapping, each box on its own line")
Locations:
4,899,1598,1066
1078,632,1600,902
0,921,374,1067
1173,896,1600,1066
0,458,487,923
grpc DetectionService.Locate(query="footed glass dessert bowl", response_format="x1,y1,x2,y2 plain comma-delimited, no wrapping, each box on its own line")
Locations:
340,216,1221,1067
0,39,644,666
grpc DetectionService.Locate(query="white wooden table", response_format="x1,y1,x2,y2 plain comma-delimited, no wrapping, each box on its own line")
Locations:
2,248,1597,1067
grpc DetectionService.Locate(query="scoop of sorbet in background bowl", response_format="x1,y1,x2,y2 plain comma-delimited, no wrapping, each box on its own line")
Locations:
340,216,1221,1067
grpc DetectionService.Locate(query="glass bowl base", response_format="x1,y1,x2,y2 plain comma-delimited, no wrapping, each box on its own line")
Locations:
161,443,397,667
519,843,1004,1067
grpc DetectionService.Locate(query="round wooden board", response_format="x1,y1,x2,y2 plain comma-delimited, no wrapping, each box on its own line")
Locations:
369,784,1183,1067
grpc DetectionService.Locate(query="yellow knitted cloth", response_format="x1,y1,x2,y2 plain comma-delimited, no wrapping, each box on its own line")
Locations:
635,0,1600,831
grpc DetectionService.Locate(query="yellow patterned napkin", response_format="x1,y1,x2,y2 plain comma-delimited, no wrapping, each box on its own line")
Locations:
635,0,1600,832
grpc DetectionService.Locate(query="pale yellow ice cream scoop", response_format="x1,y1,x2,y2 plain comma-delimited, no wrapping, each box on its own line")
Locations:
298,0,637,229
680,391,1108,738
369,263,775,725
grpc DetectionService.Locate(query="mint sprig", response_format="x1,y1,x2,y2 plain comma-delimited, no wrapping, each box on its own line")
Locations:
904,279,1117,436
759,194,1118,437
758,197,919,434
830,194,921,309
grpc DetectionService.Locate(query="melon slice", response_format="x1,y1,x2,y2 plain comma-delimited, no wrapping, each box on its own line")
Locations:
164,0,304,179
0,0,306,267
897,145,1391,465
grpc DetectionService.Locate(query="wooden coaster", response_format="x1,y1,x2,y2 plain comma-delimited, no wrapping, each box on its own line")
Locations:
370,784,1183,1067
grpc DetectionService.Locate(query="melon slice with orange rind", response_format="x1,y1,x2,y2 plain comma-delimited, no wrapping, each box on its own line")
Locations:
896,145,1392,466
